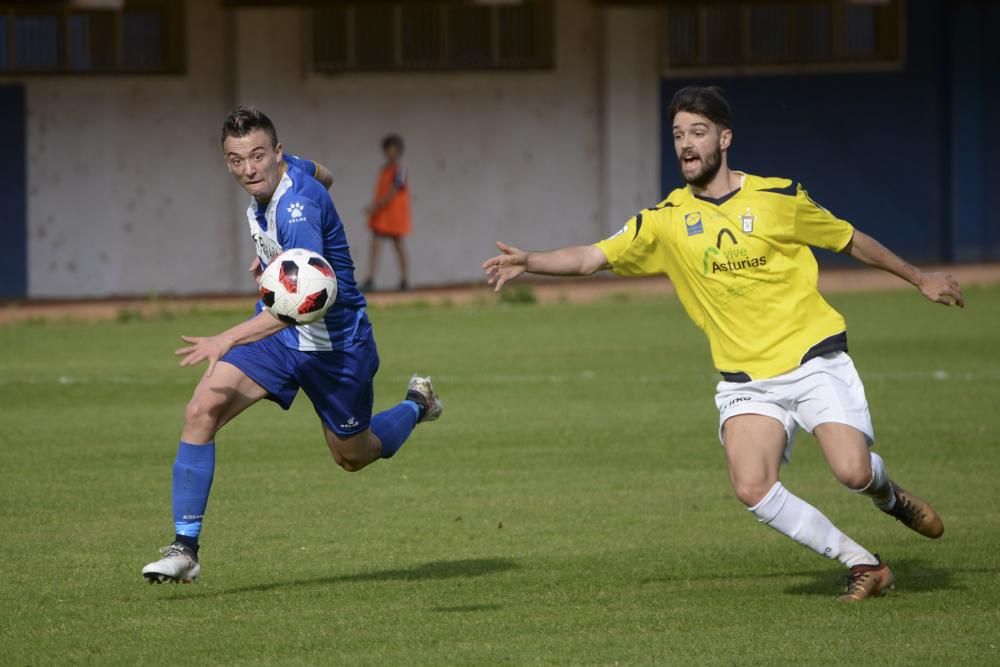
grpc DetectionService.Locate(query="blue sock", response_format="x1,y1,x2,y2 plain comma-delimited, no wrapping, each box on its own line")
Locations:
373,401,420,459
172,441,216,542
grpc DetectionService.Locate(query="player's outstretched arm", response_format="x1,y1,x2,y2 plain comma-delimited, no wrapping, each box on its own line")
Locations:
843,230,964,307
313,162,334,190
482,241,610,292
175,310,289,376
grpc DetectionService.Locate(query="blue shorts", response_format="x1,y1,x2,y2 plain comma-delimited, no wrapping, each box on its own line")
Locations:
221,329,380,436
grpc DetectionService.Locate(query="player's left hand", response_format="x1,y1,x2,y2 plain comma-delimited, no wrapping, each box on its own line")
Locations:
175,335,233,376
482,241,528,292
917,272,965,308
248,257,262,286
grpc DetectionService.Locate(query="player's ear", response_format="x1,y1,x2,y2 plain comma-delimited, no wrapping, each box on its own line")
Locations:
720,128,733,151
275,142,284,162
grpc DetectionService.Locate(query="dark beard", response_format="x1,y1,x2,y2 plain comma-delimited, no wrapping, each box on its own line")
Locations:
680,146,722,188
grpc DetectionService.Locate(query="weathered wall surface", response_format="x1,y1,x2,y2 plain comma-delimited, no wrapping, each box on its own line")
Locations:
233,0,641,288
9,0,661,296
6,2,239,298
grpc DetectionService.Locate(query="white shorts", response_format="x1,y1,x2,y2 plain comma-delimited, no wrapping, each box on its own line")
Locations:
714,351,874,463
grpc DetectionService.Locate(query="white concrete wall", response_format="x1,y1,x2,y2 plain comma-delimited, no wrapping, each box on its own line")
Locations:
234,0,607,288
601,7,663,229
5,1,240,298
11,0,662,297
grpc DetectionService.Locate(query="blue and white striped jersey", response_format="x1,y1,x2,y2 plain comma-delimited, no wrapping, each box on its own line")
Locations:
246,154,368,351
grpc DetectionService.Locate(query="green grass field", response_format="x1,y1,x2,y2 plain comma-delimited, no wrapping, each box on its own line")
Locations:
2,285,999,666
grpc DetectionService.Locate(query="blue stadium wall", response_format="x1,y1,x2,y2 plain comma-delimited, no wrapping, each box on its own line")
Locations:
660,1,999,264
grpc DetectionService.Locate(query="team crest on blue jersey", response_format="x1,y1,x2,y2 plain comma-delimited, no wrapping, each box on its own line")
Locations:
685,212,704,236
287,202,305,221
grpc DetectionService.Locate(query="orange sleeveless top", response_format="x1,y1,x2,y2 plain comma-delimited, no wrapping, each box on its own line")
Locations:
368,163,411,237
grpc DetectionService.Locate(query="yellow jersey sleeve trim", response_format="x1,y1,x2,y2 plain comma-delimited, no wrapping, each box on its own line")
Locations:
594,208,673,277
795,184,855,252
594,214,642,274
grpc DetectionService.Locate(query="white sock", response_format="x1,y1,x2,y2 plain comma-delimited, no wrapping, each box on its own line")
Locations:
750,482,879,568
856,452,896,510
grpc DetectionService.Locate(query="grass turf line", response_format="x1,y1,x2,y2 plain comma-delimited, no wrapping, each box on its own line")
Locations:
1,286,998,665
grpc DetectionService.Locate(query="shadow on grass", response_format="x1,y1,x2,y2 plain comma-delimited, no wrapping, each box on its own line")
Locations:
161,557,519,601
641,559,992,597
783,557,971,597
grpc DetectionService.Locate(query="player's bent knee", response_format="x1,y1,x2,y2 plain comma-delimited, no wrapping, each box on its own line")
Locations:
323,427,379,472
184,387,232,437
836,463,873,491
732,480,774,507
330,449,365,472
184,397,217,431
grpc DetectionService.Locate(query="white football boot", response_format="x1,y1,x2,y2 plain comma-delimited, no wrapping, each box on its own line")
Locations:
406,375,443,423
142,542,201,584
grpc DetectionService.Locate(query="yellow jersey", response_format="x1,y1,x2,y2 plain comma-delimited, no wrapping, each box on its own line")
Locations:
595,172,855,380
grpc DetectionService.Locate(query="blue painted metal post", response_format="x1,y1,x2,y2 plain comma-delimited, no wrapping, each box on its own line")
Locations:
0,85,27,298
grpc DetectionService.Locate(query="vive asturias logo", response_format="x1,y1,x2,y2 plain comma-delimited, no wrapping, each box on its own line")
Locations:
702,228,767,275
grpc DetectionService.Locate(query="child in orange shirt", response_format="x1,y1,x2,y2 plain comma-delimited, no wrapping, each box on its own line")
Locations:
361,134,411,292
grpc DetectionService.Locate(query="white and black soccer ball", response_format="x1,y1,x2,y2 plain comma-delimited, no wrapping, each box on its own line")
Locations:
259,248,338,325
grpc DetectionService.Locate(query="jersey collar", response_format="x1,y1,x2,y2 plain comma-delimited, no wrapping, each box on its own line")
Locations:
688,172,747,206
249,171,293,218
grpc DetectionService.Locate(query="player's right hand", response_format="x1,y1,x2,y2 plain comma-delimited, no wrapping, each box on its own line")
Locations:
175,335,233,377
483,241,528,292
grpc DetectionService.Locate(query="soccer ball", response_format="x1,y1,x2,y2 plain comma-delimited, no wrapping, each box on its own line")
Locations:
259,248,338,324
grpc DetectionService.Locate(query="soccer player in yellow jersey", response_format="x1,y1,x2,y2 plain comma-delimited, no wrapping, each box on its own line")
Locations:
482,85,965,603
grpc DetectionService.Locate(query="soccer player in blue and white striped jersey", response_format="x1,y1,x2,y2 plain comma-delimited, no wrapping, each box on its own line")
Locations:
141,107,442,584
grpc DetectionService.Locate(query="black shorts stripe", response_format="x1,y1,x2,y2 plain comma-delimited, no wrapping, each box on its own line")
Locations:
719,332,849,383
800,331,848,365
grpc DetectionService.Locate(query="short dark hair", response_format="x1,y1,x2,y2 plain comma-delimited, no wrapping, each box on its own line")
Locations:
221,106,278,147
381,133,404,153
667,86,732,129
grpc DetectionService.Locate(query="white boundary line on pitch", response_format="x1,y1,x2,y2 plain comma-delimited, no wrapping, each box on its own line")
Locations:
1,369,998,387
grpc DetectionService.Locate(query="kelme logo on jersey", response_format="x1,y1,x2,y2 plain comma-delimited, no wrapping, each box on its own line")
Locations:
287,202,305,221
685,212,704,236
